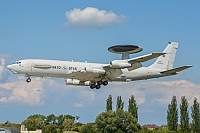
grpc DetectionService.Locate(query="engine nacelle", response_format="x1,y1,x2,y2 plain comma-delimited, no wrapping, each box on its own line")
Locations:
85,67,105,74
65,79,91,86
66,79,80,85
110,60,131,69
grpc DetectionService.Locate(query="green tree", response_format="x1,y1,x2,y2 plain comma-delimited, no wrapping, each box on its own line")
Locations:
116,96,124,110
80,123,96,133
46,114,57,124
57,114,64,126
71,122,83,132
42,124,59,133
128,95,138,121
167,96,178,131
106,95,112,111
22,114,45,130
63,114,75,122
191,97,200,133
62,114,75,131
63,118,74,131
95,110,113,133
95,109,139,133
180,96,190,132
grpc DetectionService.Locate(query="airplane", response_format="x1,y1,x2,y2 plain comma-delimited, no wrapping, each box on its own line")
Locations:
7,42,192,89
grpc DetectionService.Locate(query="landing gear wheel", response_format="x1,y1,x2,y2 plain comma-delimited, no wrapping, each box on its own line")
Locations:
26,78,31,83
97,81,103,85
95,85,101,89
103,81,108,86
90,84,96,89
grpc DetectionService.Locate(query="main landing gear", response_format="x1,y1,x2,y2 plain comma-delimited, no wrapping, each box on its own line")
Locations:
26,77,31,83
90,81,108,89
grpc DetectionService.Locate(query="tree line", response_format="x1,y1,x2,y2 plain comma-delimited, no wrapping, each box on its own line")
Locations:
1,95,139,133
96,95,139,132
167,96,200,133
1,95,200,133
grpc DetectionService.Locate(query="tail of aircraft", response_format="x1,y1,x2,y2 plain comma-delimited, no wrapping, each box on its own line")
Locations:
149,42,178,70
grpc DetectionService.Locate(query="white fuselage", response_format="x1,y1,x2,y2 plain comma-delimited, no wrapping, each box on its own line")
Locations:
7,59,167,82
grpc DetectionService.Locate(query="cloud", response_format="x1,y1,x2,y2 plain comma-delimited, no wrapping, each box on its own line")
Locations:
0,97,8,102
74,102,84,107
0,76,199,109
87,80,200,109
65,7,127,28
117,80,200,106
80,90,95,103
0,77,44,106
1,75,198,125
0,58,9,83
42,79,199,110
72,90,95,107
145,80,200,105
95,82,147,106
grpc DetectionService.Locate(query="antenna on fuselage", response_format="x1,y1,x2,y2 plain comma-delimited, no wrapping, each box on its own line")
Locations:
108,44,143,59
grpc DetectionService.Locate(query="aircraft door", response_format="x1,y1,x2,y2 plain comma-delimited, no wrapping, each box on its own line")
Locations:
27,59,33,71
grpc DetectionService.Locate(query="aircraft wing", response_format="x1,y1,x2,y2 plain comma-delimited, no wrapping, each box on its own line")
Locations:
128,52,166,63
66,70,101,81
103,52,165,69
66,52,165,82
105,69,123,80
66,68,123,81
160,65,193,74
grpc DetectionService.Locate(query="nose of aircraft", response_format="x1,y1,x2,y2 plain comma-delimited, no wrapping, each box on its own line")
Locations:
7,64,19,74
7,65,13,70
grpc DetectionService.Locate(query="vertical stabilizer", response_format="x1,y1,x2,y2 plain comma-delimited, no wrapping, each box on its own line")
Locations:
150,42,178,70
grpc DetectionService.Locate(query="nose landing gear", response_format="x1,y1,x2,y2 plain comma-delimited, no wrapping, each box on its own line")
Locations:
26,77,31,83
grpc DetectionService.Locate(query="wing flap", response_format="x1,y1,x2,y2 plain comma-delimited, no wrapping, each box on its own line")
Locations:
160,65,193,74
105,69,123,80
128,52,165,63
67,70,101,81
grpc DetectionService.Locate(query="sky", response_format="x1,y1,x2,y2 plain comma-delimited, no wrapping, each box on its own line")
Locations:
0,0,200,126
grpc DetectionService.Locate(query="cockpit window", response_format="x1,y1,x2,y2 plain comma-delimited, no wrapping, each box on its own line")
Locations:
13,61,22,64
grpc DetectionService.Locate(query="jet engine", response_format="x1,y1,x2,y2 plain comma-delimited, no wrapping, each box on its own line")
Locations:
84,67,105,74
110,60,131,69
65,79,91,86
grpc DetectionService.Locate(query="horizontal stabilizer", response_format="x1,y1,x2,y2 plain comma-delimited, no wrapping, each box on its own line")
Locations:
128,52,165,63
160,65,193,74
